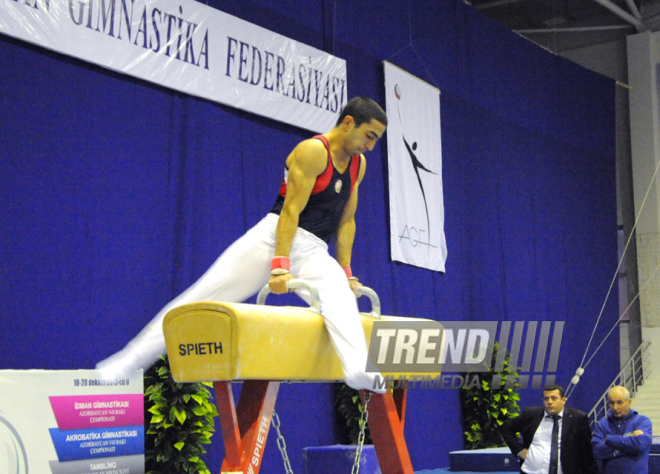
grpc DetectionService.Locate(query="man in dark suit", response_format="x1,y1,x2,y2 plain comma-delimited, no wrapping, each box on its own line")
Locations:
501,384,598,474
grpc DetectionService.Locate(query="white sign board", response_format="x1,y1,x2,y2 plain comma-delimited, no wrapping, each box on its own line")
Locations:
0,0,347,133
0,370,144,474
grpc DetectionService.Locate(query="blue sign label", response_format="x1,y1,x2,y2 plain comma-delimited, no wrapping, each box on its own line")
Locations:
49,425,144,461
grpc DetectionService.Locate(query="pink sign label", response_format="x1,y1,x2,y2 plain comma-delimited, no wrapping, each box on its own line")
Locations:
49,394,143,430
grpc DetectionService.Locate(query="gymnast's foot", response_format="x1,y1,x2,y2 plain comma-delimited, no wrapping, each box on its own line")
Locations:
346,371,387,394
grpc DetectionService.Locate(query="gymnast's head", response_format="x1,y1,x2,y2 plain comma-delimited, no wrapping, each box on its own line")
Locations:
336,97,388,128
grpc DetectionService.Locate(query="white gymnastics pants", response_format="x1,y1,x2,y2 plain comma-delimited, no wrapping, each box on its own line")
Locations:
96,213,384,393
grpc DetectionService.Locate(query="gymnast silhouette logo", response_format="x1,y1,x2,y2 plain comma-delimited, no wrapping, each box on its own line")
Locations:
394,85,438,250
402,136,438,249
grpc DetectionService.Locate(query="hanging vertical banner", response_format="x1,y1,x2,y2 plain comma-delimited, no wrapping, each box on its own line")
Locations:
384,61,447,272
0,0,346,133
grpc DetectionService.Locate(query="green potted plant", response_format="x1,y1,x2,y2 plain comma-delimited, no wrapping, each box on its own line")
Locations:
460,342,521,449
333,382,372,444
144,356,219,474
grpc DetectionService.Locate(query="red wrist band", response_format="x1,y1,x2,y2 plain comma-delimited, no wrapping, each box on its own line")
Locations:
342,265,352,279
271,256,290,272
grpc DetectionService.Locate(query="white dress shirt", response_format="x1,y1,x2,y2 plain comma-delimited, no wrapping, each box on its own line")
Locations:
522,409,564,474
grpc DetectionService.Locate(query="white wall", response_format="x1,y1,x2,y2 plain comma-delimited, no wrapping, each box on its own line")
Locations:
628,31,660,329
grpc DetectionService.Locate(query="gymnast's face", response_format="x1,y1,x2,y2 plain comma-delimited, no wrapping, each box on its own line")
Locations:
343,117,386,156
543,389,566,415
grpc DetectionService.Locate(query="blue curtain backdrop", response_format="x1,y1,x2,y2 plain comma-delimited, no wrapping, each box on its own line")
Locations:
0,0,618,471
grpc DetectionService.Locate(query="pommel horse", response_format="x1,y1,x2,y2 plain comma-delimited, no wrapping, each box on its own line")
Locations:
162,280,440,474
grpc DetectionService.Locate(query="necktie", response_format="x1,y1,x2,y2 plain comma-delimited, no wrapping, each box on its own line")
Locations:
549,414,560,474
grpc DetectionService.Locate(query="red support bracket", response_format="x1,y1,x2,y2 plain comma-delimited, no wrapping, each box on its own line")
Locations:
213,380,280,474
360,388,413,474
392,386,408,430
213,382,412,474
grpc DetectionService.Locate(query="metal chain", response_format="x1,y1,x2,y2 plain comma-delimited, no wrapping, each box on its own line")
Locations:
271,411,294,474
351,392,371,474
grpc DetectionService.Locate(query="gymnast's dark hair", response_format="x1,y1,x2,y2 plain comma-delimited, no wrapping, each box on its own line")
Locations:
543,384,565,397
336,96,388,127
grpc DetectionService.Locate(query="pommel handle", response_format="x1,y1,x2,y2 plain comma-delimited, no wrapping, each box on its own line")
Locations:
355,286,381,319
257,279,321,313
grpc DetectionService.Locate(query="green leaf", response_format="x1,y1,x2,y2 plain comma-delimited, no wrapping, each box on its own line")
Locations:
192,406,208,416
170,406,187,425
150,415,164,424
174,441,185,451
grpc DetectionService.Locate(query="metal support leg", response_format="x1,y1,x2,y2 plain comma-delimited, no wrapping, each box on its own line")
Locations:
213,380,280,474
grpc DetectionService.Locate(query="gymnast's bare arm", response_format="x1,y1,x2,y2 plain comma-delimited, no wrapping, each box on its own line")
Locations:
268,139,328,294
335,155,366,297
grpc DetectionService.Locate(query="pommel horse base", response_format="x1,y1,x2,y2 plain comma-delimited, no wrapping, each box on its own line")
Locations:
163,282,436,474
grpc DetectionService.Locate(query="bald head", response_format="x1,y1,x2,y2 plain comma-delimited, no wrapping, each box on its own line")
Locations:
609,385,630,399
608,385,632,419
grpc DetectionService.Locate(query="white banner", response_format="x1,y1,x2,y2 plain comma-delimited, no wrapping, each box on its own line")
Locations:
0,0,346,133
0,369,143,474
384,61,447,272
